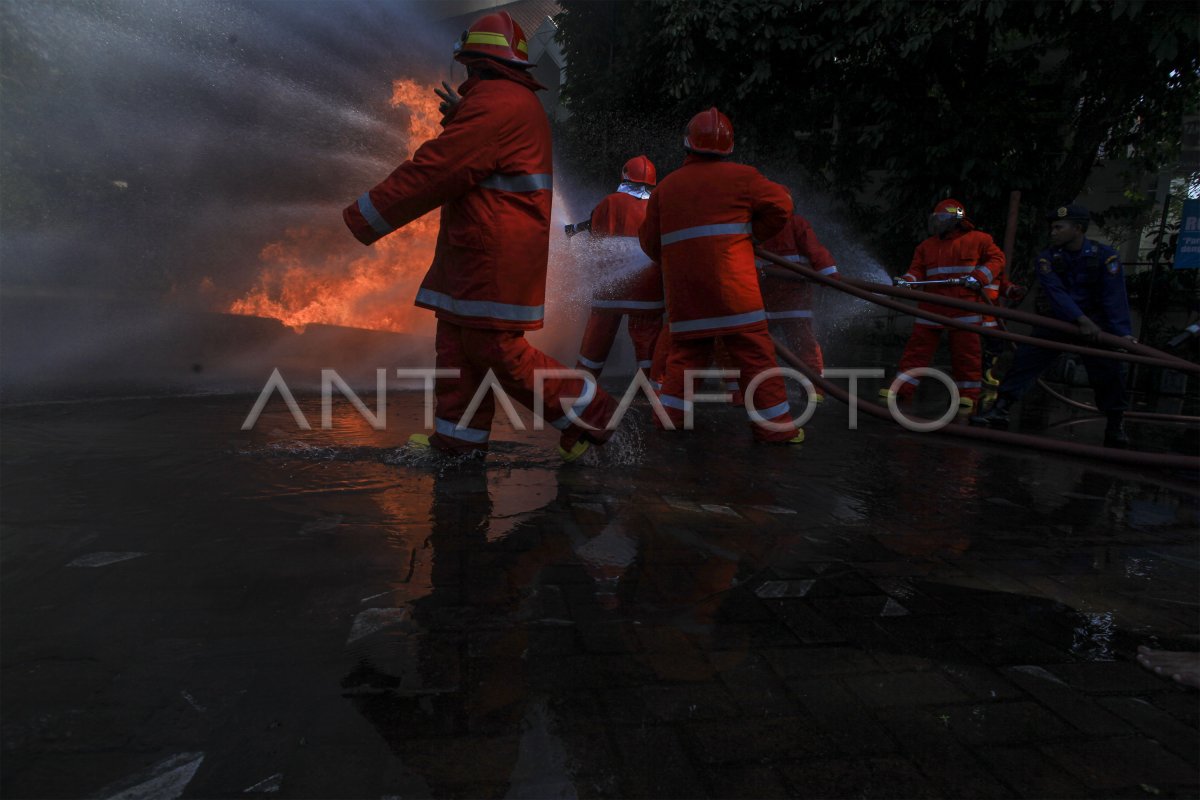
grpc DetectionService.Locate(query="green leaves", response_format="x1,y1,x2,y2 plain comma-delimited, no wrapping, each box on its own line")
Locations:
556,0,1198,267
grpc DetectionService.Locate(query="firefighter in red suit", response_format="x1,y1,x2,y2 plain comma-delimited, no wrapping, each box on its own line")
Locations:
881,199,1005,409
570,156,664,381
757,214,840,401
342,12,616,461
639,108,803,444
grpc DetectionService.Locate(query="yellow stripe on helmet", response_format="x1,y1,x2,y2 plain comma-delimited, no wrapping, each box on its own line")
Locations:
465,31,511,47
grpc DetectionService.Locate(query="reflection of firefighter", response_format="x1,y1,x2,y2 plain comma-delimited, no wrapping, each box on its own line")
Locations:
567,156,664,381
882,199,1005,409
342,12,615,461
638,108,802,443
757,214,841,401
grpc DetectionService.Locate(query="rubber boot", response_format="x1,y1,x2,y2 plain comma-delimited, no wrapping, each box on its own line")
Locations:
969,395,1013,429
1104,412,1130,449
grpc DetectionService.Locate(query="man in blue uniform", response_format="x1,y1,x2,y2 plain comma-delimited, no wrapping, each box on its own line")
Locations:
970,204,1136,447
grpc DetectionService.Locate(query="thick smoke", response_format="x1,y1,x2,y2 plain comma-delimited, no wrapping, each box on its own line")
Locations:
1,0,452,301
0,1,894,396
0,1,504,396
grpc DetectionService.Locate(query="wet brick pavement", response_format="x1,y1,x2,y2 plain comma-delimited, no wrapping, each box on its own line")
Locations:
1,384,1197,798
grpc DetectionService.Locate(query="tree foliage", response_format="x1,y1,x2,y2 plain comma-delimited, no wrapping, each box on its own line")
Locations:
556,0,1199,271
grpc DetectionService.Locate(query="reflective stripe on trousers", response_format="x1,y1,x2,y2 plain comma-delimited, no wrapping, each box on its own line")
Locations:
670,309,766,335
748,400,790,423
435,416,489,443
417,287,544,323
551,385,599,430
660,394,692,412
577,354,605,370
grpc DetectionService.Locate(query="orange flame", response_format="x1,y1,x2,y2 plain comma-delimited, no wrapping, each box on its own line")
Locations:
228,79,445,333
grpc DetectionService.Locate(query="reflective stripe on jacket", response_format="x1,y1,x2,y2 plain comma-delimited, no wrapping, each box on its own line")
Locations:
638,156,792,339
899,229,1005,321
343,75,553,331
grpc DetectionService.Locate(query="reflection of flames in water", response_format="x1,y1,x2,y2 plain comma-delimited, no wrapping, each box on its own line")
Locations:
228,79,442,333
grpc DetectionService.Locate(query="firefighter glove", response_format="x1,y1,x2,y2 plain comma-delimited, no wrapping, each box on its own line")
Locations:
434,81,461,116
1005,284,1028,302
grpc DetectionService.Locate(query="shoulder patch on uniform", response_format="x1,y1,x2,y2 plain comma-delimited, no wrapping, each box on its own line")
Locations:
1038,258,1051,274
1105,254,1120,275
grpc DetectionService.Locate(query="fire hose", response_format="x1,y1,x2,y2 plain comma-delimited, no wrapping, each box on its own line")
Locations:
755,256,1197,374
755,247,1199,470
770,338,1199,471
966,275,1199,426
1032,379,1199,424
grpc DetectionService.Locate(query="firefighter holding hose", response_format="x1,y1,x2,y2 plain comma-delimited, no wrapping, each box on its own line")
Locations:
343,11,617,461
638,107,804,444
566,156,664,382
971,204,1135,447
880,198,1005,411
756,213,841,403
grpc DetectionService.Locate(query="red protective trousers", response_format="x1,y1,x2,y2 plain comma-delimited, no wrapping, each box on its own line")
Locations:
575,311,663,378
432,321,617,453
894,322,982,401
658,324,798,442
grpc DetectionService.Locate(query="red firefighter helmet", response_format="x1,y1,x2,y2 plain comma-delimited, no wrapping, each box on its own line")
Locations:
683,107,734,155
454,11,532,67
928,198,967,235
933,198,966,219
621,155,656,186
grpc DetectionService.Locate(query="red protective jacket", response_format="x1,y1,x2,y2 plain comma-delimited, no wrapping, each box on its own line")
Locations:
639,156,792,339
587,188,664,314
343,71,552,331
757,214,839,318
590,188,645,237
900,228,1005,323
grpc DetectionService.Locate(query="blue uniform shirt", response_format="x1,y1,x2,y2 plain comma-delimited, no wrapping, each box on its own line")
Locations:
1034,238,1132,336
